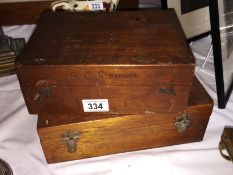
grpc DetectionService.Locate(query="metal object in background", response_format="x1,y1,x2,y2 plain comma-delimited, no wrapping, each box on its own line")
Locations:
0,26,26,77
162,0,211,40
51,0,119,12
0,159,13,175
209,0,233,109
219,127,233,162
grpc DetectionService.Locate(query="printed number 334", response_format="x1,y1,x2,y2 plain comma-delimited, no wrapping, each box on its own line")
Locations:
88,103,103,110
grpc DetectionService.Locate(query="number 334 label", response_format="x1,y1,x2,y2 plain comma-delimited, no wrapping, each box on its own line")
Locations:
82,99,109,112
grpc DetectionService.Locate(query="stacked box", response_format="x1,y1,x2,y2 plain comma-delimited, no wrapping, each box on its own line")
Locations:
16,10,213,163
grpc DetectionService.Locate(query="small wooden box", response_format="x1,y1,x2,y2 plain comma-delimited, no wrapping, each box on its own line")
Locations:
16,10,195,115
38,77,213,163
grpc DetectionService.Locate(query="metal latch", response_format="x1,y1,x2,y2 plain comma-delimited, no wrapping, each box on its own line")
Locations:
34,80,56,101
175,114,191,133
219,127,233,162
61,131,80,153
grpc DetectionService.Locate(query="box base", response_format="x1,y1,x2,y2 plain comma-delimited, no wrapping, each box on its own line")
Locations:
38,77,213,163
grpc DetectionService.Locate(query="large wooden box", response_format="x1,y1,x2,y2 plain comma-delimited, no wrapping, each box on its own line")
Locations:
38,77,213,163
16,10,195,115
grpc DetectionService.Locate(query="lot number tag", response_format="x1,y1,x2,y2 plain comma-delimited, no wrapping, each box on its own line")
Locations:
88,1,104,11
82,99,109,112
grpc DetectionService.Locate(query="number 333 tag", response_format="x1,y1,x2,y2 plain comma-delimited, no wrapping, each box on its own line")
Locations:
88,1,104,11
82,99,109,112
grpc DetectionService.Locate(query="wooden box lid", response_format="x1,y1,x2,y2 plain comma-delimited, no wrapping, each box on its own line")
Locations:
16,10,196,115
16,9,195,66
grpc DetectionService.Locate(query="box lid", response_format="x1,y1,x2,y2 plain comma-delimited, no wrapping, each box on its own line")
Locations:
16,9,195,66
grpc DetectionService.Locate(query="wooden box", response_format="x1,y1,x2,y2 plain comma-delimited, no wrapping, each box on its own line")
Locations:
16,10,195,115
38,77,213,163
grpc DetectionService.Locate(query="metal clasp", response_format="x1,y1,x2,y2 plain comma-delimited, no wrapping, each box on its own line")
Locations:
175,114,191,133
34,80,56,101
61,131,80,153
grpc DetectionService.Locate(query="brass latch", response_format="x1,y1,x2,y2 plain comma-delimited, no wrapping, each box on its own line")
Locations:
219,127,233,162
175,114,191,133
61,131,80,153
34,80,56,101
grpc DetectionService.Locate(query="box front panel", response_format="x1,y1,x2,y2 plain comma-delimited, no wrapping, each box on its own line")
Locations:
17,65,194,114
38,104,212,163
17,65,194,87
22,84,191,115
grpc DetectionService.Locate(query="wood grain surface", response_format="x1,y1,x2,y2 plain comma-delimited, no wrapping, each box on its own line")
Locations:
16,10,194,65
19,65,193,114
38,77,213,163
16,10,195,115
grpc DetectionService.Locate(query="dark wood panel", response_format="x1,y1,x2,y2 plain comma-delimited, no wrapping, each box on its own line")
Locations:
16,10,194,65
31,83,191,116
19,68,193,114
37,77,213,127
17,66,194,87
118,0,138,10
0,0,138,25
0,1,52,25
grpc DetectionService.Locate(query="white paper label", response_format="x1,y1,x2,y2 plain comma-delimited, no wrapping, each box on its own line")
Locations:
88,1,104,11
82,99,109,112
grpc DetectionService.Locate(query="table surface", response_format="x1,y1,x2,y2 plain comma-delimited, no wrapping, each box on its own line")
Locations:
0,25,233,175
